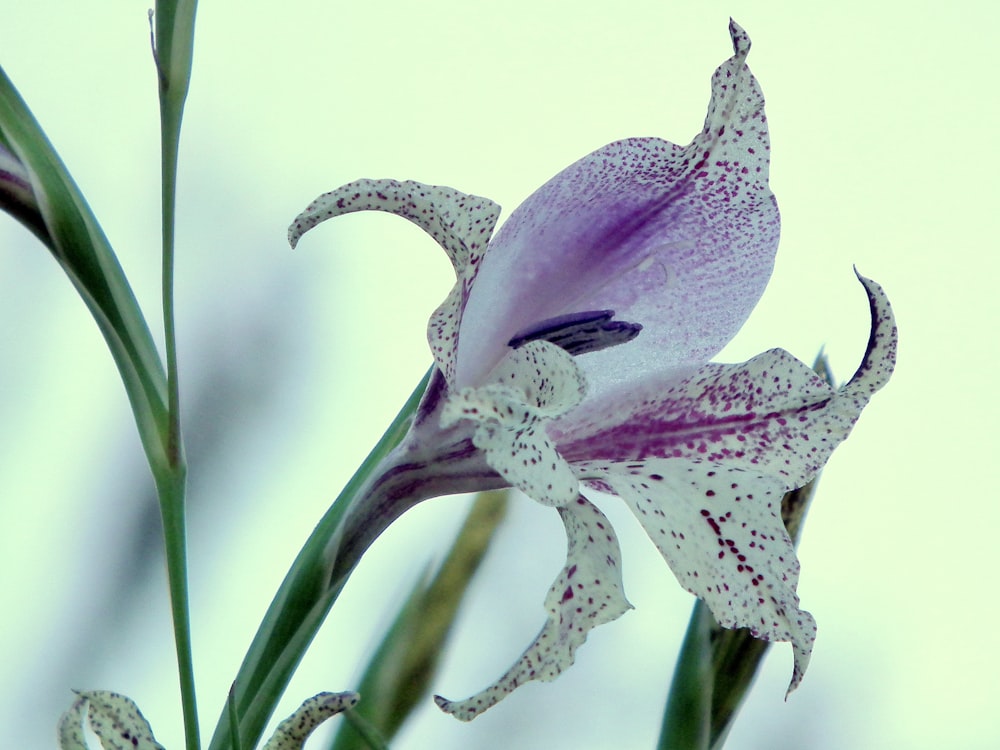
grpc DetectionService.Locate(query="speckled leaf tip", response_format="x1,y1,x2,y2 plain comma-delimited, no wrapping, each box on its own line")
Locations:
57,691,165,750
262,692,360,750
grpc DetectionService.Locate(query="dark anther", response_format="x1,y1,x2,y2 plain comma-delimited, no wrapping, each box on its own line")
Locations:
508,309,642,356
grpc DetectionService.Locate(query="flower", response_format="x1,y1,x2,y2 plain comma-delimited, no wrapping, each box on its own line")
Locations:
289,20,896,720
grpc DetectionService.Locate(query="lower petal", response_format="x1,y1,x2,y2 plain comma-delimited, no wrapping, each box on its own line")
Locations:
434,496,632,720
585,459,815,693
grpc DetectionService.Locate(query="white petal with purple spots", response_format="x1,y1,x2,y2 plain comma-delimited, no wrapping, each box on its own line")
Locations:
579,460,815,693
288,179,500,383
441,340,585,507
435,496,632,720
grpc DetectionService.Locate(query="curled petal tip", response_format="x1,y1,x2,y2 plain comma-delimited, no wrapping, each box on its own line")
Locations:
729,19,751,57
846,271,897,400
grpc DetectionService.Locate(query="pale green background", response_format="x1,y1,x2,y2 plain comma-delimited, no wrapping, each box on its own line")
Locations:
1,1,995,748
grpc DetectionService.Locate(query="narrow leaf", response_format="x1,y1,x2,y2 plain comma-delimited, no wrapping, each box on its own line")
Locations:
0,67,169,477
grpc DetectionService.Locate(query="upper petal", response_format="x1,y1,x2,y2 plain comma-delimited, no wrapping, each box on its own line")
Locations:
456,21,778,393
288,179,500,383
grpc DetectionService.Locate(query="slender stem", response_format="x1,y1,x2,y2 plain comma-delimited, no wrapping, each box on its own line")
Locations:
157,84,200,750
154,3,199,747
157,467,198,750
160,113,183,465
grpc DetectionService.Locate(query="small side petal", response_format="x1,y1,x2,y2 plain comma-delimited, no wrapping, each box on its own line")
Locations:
584,461,815,692
434,496,632,720
288,179,500,383
262,692,360,750
441,340,585,506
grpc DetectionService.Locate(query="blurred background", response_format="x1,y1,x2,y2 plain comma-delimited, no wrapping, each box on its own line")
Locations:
1,1,995,748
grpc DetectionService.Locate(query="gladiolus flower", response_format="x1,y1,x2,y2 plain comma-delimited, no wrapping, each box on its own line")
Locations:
290,20,896,720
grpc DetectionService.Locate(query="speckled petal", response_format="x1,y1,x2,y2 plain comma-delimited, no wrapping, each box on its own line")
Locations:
581,460,815,693
434,496,632,720
839,271,897,408
456,20,778,393
288,179,500,383
262,692,360,750
554,274,897,490
58,691,166,750
441,340,585,506
57,696,88,750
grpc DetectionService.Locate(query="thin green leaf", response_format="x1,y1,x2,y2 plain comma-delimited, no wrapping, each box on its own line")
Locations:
0,67,169,479
227,685,242,750
658,602,714,750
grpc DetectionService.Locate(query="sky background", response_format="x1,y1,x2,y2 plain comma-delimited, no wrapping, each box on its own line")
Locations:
1,1,996,748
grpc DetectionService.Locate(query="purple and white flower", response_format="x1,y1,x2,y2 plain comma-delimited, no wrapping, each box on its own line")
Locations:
289,20,896,720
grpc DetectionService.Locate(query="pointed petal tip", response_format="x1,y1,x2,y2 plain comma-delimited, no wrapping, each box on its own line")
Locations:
728,18,751,57
433,694,475,722
783,610,816,698
845,269,897,400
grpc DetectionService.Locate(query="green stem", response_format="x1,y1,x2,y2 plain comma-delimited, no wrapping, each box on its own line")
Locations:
157,468,198,750
207,368,433,750
156,95,200,750
160,107,182,466
153,3,199,748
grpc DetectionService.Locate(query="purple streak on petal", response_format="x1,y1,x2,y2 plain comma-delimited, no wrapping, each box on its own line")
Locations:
555,274,897,491
456,23,778,395
508,309,642,355
555,350,837,489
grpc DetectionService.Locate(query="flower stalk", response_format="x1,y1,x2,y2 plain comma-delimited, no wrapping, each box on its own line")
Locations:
153,2,199,748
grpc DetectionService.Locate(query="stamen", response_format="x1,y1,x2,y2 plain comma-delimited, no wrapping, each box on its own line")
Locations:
508,310,642,356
